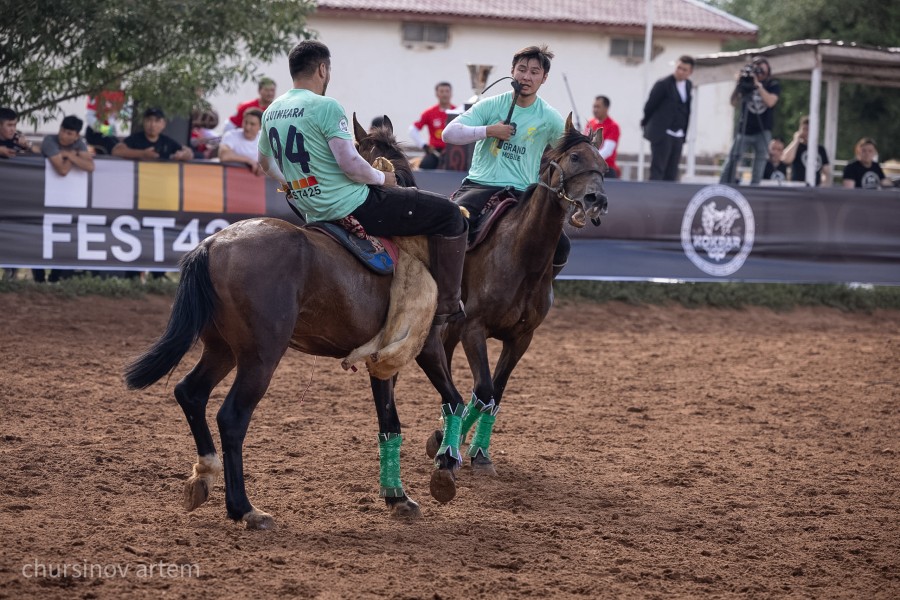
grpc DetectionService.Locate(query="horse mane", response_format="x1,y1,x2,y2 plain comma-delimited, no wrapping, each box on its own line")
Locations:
541,128,594,171
361,127,417,188
514,129,596,208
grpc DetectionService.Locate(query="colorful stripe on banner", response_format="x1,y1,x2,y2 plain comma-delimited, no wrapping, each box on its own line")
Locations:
92,160,136,209
137,163,181,211
225,167,266,214
183,163,224,213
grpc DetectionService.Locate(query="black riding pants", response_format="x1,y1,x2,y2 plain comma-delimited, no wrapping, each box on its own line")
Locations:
352,186,465,238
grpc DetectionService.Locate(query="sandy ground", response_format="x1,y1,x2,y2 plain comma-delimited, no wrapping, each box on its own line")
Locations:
0,292,898,599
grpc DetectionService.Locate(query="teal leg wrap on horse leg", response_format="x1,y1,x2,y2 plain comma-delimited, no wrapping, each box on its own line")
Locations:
467,399,500,459
378,433,405,498
459,393,488,445
435,403,464,466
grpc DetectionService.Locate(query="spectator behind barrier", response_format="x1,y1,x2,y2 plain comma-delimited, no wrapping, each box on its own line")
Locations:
41,115,95,177
0,107,37,158
218,108,263,175
842,138,894,189
112,108,193,161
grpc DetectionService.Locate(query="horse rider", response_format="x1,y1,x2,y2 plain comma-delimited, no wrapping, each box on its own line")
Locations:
442,44,568,276
257,40,467,325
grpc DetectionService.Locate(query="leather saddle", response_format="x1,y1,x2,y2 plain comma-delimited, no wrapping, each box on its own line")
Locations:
305,221,398,275
462,189,519,251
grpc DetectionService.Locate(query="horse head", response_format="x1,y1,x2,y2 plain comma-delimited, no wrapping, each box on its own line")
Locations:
539,113,609,228
352,113,416,187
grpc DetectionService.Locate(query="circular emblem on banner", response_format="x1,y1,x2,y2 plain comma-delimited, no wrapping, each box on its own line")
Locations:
681,185,755,276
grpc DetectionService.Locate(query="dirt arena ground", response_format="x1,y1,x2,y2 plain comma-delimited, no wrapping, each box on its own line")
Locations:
0,292,898,599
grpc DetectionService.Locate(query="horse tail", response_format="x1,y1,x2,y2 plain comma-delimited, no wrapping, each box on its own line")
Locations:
124,245,217,390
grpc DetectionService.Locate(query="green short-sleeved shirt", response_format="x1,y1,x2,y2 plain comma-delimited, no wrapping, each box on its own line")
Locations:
456,92,565,191
258,88,369,222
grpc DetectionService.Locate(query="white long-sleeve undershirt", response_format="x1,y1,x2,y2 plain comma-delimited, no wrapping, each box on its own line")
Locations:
442,120,488,145
329,137,385,185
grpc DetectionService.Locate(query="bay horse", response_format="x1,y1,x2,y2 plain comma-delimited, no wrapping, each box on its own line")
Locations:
124,118,465,529
428,116,607,474
358,115,608,479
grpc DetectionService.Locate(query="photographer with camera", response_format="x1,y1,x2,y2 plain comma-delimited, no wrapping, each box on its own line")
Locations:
0,108,37,158
719,57,780,185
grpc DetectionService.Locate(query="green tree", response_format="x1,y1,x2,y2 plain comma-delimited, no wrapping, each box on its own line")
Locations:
711,0,900,160
0,0,314,123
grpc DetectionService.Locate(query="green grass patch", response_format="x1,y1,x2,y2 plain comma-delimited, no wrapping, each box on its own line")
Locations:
553,281,900,312
3,272,899,312
0,272,178,299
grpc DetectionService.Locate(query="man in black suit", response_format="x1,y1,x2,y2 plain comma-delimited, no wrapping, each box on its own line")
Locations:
641,55,694,181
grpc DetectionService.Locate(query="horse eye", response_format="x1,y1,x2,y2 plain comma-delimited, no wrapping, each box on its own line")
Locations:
570,152,580,162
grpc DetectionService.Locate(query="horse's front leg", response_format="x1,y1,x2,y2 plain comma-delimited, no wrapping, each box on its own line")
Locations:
216,365,277,530
425,320,491,460
457,324,528,476
415,326,465,503
370,376,421,519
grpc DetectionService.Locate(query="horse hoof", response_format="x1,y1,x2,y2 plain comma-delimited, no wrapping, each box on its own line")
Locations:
182,476,210,512
471,456,497,477
425,430,443,459
242,508,275,530
387,497,422,520
429,469,457,504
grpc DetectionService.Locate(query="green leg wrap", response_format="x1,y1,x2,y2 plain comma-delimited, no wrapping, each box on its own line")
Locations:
467,399,500,459
459,393,485,445
435,403,464,466
378,433,404,498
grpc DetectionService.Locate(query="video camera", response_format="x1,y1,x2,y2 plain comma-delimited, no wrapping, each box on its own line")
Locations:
738,63,763,96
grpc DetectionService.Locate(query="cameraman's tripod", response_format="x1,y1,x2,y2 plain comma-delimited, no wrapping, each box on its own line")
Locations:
720,85,766,185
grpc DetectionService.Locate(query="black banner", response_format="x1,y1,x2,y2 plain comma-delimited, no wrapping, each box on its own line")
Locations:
1,158,898,284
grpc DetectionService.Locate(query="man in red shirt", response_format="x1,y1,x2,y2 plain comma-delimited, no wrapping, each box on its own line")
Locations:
408,81,456,170
583,95,621,178
224,77,277,133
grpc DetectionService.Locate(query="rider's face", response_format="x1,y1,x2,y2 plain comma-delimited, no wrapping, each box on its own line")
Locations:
511,58,548,96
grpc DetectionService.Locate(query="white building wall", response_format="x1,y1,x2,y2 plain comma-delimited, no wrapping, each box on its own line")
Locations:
49,16,739,163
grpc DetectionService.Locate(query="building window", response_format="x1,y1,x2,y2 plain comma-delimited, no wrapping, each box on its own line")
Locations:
402,22,449,47
610,38,663,64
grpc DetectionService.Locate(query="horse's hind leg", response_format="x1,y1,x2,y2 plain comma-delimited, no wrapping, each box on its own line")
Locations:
370,376,421,519
216,360,280,530
174,333,235,511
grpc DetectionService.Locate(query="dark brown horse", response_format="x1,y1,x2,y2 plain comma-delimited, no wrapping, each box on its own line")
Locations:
423,116,608,473
124,120,464,529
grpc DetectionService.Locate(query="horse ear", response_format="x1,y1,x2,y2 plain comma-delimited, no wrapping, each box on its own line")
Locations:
352,112,367,142
382,115,393,134
564,112,574,132
592,126,604,149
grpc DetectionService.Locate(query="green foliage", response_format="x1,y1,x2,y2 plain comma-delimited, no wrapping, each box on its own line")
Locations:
0,0,314,123
709,0,900,160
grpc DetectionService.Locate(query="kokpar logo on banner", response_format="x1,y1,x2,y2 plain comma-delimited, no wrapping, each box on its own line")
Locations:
680,185,755,277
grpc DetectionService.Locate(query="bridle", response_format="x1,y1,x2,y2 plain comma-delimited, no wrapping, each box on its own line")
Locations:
536,159,605,208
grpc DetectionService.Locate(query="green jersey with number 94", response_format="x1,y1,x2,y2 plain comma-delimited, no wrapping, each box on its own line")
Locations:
258,88,369,222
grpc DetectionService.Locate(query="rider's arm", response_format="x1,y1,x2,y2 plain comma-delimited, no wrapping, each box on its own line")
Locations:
442,120,487,145
328,137,392,186
257,152,289,189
